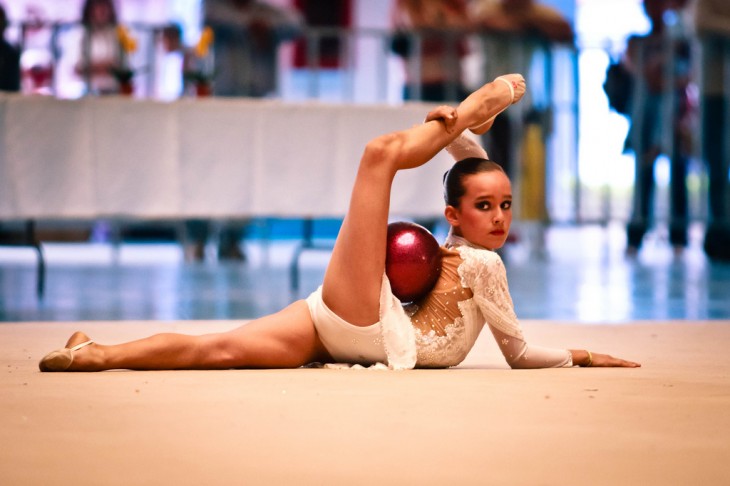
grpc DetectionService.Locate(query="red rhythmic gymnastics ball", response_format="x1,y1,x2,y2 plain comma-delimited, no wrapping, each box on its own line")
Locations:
385,221,442,303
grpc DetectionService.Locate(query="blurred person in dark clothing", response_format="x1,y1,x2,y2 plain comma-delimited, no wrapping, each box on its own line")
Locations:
204,0,303,97
0,3,20,92
692,0,730,260
183,1,303,262
391,0,471,102
623,0,693,255
471,0,574,180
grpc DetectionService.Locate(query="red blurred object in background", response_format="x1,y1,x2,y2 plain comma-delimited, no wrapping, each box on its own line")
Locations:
385,221,442,303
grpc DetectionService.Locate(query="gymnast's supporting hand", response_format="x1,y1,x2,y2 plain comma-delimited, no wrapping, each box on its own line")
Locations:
570,349,641,368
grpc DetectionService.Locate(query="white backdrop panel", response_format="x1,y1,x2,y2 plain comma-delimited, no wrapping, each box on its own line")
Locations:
0,95,454,219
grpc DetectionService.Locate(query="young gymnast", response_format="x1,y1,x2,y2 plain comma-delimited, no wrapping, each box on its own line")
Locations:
39,74,640,372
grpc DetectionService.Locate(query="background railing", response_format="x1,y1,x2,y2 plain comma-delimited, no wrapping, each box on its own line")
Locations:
6,20,728,232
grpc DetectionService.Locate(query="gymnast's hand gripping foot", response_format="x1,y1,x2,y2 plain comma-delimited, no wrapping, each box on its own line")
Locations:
39,75,640,372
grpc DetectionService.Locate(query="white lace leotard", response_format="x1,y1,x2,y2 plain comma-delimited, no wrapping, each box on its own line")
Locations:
405,234,572,369
307,233,573,369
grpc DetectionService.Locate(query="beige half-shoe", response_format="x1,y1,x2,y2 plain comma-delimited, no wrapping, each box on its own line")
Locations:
469,76,518,135
39,340,94,372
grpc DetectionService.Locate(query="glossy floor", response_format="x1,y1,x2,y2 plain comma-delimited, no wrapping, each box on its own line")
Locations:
2,223,729,323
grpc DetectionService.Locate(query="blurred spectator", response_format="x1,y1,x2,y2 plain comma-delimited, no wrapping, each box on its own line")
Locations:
18,6,53,95
184,1,302,261
692,0,730,260
624,0,693,254
155,23,186,100
471,0,574,255
473,0,573,43
390,0,470,102
75,0,127,95
292,0,351,70
0,2,20,92
471,0,574,179
155,24,216,99
204,0,303,97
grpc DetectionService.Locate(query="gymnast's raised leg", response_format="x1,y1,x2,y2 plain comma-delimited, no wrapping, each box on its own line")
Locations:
321,75,522,326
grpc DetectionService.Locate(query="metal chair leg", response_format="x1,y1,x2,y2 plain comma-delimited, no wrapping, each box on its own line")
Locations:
25,220,46,299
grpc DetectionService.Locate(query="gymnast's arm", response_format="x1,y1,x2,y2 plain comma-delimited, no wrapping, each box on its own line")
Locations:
485,293,641,368
428,105,640,369
468,251,640,369
489,325,573,369
479,299,574,369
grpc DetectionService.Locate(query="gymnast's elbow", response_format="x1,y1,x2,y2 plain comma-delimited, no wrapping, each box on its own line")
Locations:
504,349,532,369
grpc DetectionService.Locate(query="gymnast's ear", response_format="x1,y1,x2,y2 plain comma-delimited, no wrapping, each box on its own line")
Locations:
444,205,460,228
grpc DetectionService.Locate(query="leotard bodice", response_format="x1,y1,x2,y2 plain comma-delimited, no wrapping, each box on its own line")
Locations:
406,234,571,369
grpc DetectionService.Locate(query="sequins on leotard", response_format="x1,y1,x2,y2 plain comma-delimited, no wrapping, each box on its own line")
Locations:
408,236,527,368
405,235,572,369
408,248,474,367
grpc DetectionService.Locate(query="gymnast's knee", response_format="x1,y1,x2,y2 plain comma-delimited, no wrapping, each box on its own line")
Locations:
360,133,405,173
198,334,247,368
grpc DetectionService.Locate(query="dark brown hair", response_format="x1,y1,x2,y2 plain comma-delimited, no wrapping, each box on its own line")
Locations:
81,0,118,27
443,157,506,207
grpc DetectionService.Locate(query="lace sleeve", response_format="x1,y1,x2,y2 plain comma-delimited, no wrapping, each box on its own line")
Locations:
489,326,573,369
458,247,572,368
457,247,522,339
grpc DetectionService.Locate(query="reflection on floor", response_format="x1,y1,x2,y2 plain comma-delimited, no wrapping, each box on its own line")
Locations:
1,223,729,323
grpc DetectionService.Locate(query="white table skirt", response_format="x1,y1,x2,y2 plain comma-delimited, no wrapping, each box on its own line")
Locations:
0,94,456,220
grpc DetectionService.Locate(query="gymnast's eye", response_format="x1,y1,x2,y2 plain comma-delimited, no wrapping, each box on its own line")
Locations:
500,200,512,210
475,200,491,210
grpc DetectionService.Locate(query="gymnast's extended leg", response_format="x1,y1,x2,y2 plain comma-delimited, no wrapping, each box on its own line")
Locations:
42,300,331,371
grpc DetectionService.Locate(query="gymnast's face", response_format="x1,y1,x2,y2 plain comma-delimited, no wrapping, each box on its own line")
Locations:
445,170,512,250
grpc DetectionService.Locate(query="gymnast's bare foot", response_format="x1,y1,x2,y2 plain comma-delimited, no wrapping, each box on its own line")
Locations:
462,74,526,135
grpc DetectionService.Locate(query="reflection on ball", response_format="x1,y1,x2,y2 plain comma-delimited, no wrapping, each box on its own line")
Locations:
385,221,442,303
